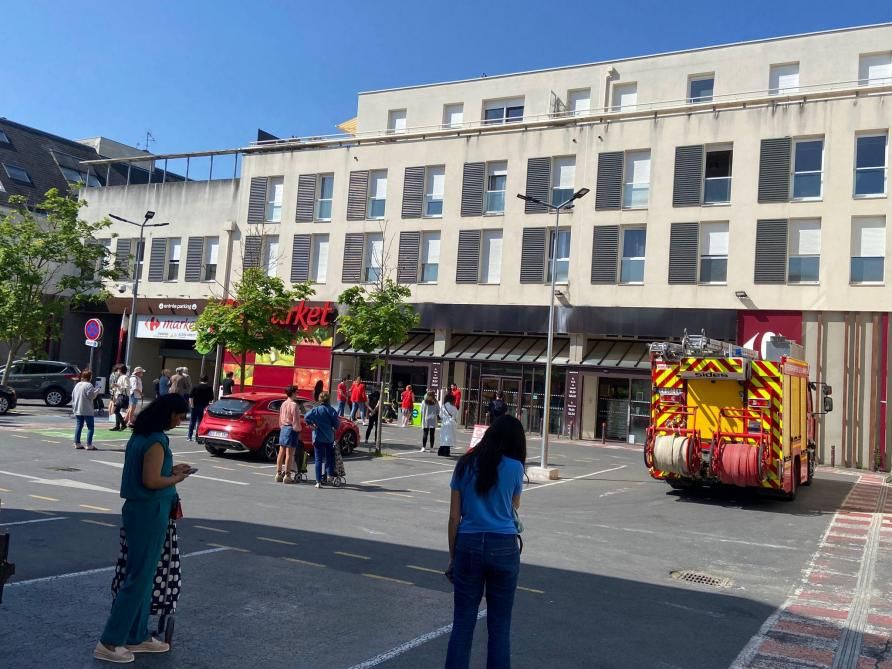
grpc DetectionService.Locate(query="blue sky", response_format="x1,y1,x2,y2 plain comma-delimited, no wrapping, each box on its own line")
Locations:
5,1,891,154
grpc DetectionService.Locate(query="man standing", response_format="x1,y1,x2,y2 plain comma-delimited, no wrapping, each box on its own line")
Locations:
158,369,172,396
179,367,193,401
169,368,184,397
221,371,235,397
350,376,367,423
188,375,215,441
336,375,350,417
125,367,145,427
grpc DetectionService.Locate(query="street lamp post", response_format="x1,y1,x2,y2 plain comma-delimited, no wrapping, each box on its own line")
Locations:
110,211,168,370
516,188,589,480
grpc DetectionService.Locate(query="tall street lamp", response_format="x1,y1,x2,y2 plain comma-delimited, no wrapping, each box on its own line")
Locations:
110,211,168,370
516,187,589,480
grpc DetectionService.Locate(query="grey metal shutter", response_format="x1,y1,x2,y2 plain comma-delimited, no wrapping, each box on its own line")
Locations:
590,226,619,284
754,219,788,284
184,237,204,282
247,177,268,224
346,171,369,221
668,223,699,284
524,158,551,213
290,234,312,282
455,230,481,284
460,162,485,217
672,145,704,207
148,238,167,281
595,152,623,211
757,138,792,203
520,227,547,284
397,231,421,283
401,166,425,219
342,233,364,283
114,237,132,278
243,235,262,269
295,174,316,222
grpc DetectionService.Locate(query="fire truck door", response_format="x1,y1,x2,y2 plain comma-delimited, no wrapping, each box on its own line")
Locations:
687,379,745,439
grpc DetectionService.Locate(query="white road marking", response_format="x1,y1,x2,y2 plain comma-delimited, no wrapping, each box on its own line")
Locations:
29,494,59,502
284,557,326,568
525,465,628,492
406,489,432,494
406,565,442,574
193,525,229,533
0,516,67,527
362,573,413,586
335,551,371,560
171,450,208,455
81,519,116,528
0,468,117,495
384,492,414,499
207,543,250,553
80,504,112,512
361,470,453,485
212,465,236,471
42,440,62,444
0,487,9,492
257,536,297,546
517,586,545,594
91,460,248,486
11,434,28,439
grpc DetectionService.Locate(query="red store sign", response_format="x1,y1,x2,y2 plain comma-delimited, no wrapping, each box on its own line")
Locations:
271,301,336,329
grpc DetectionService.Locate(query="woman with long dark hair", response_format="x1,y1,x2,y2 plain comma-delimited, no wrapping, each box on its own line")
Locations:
445,415,526,669
95,394,194,664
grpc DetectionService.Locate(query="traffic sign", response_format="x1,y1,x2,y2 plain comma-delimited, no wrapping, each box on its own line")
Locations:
84,339,100,348
84,318,104,341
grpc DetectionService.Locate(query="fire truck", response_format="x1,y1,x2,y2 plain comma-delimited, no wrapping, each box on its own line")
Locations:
644,331,832,500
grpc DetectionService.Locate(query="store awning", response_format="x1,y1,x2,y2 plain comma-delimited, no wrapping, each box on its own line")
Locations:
333,332,436,358
581,340,650,369
443,334,570,365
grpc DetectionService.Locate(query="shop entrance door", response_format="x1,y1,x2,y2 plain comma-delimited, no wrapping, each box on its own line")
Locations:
479,376,522,423
596,377,630,441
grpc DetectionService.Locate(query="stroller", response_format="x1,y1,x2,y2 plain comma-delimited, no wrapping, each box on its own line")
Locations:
111,519,181,645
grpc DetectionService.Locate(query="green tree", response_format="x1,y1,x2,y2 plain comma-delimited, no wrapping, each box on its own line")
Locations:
0,189,114,384
194,268,321,387
338,278,420,454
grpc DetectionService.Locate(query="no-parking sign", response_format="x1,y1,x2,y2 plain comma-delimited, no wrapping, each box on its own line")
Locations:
84,318,104,342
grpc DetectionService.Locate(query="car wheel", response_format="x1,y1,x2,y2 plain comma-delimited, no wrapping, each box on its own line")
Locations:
258,432,280,462
44,388,66,407
205,445,226,457
0,395,8,414
339,430,357,456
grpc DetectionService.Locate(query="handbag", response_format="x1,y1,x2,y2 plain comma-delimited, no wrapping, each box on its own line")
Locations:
170,496,183,521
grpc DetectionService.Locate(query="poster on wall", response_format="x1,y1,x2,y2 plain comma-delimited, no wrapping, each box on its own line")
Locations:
737,311,803,358
135,314,197,340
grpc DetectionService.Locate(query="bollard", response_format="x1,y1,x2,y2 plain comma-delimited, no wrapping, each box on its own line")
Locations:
831,443,835,468
601,422,607,444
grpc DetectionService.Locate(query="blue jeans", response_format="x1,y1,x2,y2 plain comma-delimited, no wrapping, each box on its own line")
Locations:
188,406,206,440
350,401,366,421
314,442,335,482
445,532,520,669
336,400,347,417
74,415,95,446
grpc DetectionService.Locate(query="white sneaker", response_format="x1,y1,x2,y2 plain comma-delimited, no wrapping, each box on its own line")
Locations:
86,445,97,450
419,446,426,452
125,637,170,653
94,642,134,663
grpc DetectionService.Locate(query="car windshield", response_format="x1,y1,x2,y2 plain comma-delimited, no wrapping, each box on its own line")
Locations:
207,398,254,418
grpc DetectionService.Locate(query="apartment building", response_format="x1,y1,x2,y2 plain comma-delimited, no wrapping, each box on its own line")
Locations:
79,23,892,470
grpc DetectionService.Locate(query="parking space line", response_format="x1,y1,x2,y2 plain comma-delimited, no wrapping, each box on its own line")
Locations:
170,450,207,455
11,434,28,439
362,573,413,586
193,525,229,533
212,465,237,471
407,565,443,574
28,494,59,502
81,519,116,528
0,487,9,492
27,509,57,516
335,551,371,560
42,440,62,444
284,557,326,568
517,586,545,594
0,516,67,527
525,465,628,492
361,470,453,485
406,489,432,494
208,543,250,553
384,492,414,499
79,504,112,512
257,536,297,546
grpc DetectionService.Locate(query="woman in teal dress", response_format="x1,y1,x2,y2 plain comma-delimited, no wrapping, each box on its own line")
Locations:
95,394,193,664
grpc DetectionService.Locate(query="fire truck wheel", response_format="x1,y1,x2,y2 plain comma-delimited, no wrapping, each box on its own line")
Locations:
783,458,800,501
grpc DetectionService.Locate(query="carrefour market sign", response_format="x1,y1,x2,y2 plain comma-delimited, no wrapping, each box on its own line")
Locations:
135,314,197,340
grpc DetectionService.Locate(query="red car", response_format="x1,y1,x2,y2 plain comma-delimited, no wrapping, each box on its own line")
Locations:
197,392,360,462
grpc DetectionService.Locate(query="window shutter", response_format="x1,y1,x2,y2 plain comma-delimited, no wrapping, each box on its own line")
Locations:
590,225,619,284
757,138,792,203
754,219,788,284
672,145,704,207
524,157,551,213
184,237,204,282
342,233,364,283
243,235,262,269
595,152,623,211
397,231,421,283
295,174,316,222
290,234,311,282
520,227,547,283
148,238,167,281
460,162,485,217
114,238,132,277
668,223,698,284
247,177,267,224
346,171,369,221
456,230,481,283
400,166,425,218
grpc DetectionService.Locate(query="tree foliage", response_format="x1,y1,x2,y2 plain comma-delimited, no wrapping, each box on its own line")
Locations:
0,190,114,383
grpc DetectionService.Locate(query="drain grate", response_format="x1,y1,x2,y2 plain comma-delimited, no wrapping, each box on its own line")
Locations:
670,570,731,588
46,466,80,472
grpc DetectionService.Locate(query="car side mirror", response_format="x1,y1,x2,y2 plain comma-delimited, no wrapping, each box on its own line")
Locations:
823,396,833,413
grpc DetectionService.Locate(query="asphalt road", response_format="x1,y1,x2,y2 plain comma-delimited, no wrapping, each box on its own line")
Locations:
0,399,880,668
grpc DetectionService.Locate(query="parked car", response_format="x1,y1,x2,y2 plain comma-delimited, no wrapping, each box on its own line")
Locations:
0,360,80,407
197,392,360,462
0,385,17,414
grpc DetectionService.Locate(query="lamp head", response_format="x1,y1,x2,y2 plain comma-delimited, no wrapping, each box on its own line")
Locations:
144,210,155,220
572,188,590,200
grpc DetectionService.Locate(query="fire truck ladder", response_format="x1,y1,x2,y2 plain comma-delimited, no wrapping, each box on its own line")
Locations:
649,330,759,361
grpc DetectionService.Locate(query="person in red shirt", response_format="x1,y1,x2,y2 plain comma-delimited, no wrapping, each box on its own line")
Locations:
450,383,462,411
336,375,350,417
400,384,415,427
350,377,368,424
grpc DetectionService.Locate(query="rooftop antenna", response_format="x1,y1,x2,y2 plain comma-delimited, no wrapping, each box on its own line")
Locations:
137,130,155,153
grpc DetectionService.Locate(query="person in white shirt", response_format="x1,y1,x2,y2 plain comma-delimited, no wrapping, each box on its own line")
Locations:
72,371,102,450
111,365,130,431
125,367,145,427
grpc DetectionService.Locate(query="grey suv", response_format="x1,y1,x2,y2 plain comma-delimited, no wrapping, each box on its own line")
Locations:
0,360,81,407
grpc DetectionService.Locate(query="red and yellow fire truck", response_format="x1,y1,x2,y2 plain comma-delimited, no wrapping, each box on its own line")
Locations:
644,331,831,500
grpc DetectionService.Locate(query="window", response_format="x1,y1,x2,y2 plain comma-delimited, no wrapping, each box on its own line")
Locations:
703,147,732,204
3,163,32,185
611,83,637,111
688,75,714,103
547,229,571,283
421,232,441,283
310,234,329,283
620,228,646,283
266,176,283,222
567,89,591,115
699,222,729,284
368,170,388,218
166,238,181,281
124,238,144,281
770,63,800,95
424,166,445,217
481,230,503,284
551,157,575,205
263,235,279,277
0,130,9,144
363,233,384,283
851,217,885,284
60,166,102,187
315,174,333,221
483,98,524,125
854,134,887,197
388,109,407,134
788,219,821,284
859,52,892,86
443,104,464,128
203,237,219,281
792,138,823,199
485,161,507,214
623,150,651,208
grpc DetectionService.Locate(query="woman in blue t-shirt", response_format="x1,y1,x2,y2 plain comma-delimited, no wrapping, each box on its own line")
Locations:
445,415,526,669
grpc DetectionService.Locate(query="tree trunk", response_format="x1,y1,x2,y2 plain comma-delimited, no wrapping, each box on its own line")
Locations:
239,352,247,390
1,346,16,386
375,346,389,455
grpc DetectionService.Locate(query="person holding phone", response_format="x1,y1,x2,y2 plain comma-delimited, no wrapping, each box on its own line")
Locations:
95,394,194,664
72,370,102,450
